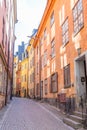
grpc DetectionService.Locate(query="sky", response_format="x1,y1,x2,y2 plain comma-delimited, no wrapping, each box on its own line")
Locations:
14,0,47,52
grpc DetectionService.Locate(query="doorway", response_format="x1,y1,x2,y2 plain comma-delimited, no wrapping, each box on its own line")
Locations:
75,54,87,110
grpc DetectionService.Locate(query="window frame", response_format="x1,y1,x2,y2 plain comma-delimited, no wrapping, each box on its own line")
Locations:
62,17,69,46
72,0,84,36
64,64,71,88
51,38,55,58
44,50,47,66
44,28,47,40
50,72,58,93
50,11,55,27
44,78,48,95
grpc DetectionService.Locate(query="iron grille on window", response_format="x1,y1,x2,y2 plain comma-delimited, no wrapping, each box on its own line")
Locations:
73,0,83,35
62,18,69,45
64,64,71,88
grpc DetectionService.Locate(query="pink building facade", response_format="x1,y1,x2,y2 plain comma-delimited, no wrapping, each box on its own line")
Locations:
0,0,17,107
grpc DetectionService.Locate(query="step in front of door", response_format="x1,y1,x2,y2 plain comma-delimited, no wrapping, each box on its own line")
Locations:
74,111,87,118
69,115,83,123
63,117,82,129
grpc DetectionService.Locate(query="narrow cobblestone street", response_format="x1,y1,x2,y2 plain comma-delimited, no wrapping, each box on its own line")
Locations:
0,98,74,130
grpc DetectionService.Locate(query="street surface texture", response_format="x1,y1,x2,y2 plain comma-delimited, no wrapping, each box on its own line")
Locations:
0,98,74,130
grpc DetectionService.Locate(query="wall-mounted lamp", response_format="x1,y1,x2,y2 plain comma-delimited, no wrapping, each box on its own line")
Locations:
77,47,81,56
71,82,74,87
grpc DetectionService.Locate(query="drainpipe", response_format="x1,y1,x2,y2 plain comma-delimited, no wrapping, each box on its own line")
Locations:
39,39,41,100
5,41,9,105
10,41,14,100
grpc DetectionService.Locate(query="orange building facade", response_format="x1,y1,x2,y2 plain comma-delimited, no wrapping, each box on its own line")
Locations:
33,0,87,111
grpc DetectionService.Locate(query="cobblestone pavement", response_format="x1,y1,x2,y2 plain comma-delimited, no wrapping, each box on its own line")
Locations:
0,98,74,130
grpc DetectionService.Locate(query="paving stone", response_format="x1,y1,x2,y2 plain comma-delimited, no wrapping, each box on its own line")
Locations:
0,97,74,130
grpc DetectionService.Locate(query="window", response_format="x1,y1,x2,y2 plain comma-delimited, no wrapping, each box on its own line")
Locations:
37,46,38,54
0,64,2,72
30,48,32,54
44,50,47,66
51,39,55,58
64,64,71,88
37,62,39,74
40,37,43,45
32,72,34,82
25,75,26,82
44,28,47,40
73,0,83,35
36,83,39,96
32,57,34,66
30,60,32,68
62,18,69,45
50,72,58,93
50,11,54,27
30,73,34,83
41,55,43,69
4,0,6,8
2,17,5,45
44,79,48,95
25,63,27,69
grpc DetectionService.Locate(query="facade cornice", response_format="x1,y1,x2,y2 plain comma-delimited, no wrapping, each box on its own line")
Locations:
33,0,55,48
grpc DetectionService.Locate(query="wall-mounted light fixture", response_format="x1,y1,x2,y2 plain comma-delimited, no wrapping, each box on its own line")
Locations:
77,47,81,56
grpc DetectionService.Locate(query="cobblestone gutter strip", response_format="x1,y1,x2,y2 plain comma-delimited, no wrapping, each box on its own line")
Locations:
0,101,13,129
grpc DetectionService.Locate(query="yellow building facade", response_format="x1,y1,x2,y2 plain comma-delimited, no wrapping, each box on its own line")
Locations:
27,44,35,98
13,55,18,96
21,58,28,97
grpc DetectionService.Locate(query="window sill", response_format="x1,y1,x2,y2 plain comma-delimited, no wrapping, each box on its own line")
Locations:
62,41,69,48
50,22,54,28
44,64,47,67
73,25,84,37
50,90,58,93
51,55,55,59
64,84,71,89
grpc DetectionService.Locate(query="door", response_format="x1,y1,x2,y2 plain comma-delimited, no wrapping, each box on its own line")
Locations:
75,56,87,110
